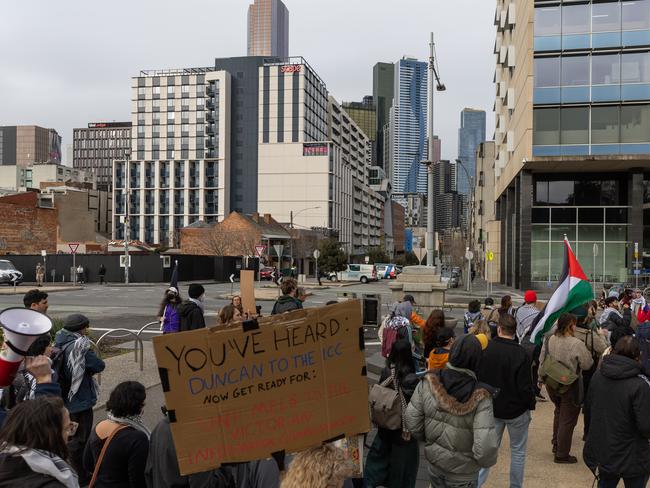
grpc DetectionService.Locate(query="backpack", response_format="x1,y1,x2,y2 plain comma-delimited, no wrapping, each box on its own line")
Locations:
368,368,404,430
51,342,74,401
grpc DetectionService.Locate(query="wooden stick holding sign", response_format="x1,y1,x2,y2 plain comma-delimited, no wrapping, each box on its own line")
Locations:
239,270,256,316
152,300,370,475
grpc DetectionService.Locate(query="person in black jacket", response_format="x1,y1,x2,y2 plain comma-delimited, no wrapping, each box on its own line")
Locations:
271,278,303,315
599,296,632,331
364,339,420,488
583,336,650,488
477,314,535,488
178,284,206,331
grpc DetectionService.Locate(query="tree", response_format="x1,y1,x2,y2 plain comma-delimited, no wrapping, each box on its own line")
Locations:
394,251,419,266
366,247,390,264
318,239,348,274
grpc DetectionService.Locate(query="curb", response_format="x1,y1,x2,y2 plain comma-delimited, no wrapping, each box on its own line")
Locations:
0,285,83,295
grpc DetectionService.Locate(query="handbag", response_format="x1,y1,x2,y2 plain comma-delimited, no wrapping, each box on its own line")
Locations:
368,368,402,430
539,336,578,395
88,425,128,488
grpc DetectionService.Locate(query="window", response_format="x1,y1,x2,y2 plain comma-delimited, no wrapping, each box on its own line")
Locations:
561,107,589,144
138,87,146,98
168,112,175,124
622,0,650,30
533,108,560,145
534,57,560,87
182,99,190,111
152,99,160,112
621,52,650,83
562,56,590,86
592,54,621,85
167,86,175,98
182,85,190,97
535,7,561,36
167,99,175,111
621,105,650,142
153,86,161,98
137,100,145,112
591,106,620,143
592,2,621,32
137,126,145,137
562,3,590,34
137,113,145,125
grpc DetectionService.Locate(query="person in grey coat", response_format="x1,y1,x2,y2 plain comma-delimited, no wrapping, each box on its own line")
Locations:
405,334,498,488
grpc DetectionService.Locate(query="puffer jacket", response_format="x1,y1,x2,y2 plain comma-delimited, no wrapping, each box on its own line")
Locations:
584,354,650,477
404,372,498,482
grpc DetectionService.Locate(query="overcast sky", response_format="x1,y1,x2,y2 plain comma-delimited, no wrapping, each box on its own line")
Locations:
0,0,495,164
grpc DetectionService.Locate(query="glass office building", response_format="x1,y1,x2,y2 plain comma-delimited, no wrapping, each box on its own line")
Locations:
494,0,650,289
457,108,486,196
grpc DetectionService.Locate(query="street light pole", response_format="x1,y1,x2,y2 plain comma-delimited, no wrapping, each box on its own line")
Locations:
289,206,320,276
455,159,474,292
124,149,131,285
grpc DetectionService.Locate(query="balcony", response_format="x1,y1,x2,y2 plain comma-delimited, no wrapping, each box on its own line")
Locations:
206,125,216,135
206,113,215,123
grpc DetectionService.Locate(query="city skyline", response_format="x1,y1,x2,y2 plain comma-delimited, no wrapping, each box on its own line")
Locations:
0,0,495,165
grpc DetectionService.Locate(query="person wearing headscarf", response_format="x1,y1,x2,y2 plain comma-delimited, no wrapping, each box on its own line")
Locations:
405,334,498,487
381,301,414,359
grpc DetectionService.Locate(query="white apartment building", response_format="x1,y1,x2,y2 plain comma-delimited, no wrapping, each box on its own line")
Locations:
0,163,96,192
112,68,230,246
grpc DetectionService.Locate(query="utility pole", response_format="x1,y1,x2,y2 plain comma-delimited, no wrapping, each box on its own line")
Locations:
124,149,131,285
423,32,445,268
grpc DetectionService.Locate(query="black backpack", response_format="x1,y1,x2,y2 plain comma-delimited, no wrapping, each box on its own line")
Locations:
50,342,74,401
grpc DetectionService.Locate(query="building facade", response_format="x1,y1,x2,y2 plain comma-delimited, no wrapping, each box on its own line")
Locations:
0,126,61,166
0,164,95,191
391,57,428,199
494,0,650,289
73,122,131,191
343,96,376,163
113,68,231,246
373,62,394,171
457,108,486,196
247,0,289,58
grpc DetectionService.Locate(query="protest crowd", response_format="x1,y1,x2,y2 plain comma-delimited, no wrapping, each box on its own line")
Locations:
0,261,649,488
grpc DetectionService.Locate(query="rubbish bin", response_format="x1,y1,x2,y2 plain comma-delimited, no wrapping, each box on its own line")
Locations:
362,293,381,326
336,291,358,302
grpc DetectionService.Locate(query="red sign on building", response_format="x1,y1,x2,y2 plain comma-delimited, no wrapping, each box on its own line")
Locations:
280,64,302,73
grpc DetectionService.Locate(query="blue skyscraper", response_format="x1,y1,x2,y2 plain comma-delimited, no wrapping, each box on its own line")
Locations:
457,108,486,196
391,57,428,199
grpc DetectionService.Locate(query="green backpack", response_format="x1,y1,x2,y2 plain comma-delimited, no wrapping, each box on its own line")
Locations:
539,336,579,394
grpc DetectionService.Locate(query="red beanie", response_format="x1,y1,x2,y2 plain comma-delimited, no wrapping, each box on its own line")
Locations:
524,290,537,303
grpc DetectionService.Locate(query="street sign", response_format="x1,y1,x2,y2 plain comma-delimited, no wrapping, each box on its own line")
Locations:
274,244,284,258
119,255,131,268
10,273,19,283
255,245,266,257
593,243,599,257
313,249,320,260
635,242,639,259
229,273,235,283
634,269,641,276
413,248,427,264
41,250,47,257
277,276,284,284
68,243,79,254
465,250,474,261
486,250,494,262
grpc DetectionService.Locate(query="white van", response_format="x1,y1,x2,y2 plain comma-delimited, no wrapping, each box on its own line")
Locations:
329,264,378,283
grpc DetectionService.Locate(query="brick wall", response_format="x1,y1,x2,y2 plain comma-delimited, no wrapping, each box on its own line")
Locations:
0,193,57,254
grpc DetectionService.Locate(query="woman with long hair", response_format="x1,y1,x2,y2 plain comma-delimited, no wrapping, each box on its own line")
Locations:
231,295,244,315
423,309,445,358
281,444,356,488
83,381,149,487
538,313,593,464
218,304,242,325
499,295,514,318
364,339,420,488
158,287,182,334
0,396,78,487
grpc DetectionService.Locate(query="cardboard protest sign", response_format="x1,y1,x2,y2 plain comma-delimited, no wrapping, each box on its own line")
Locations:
239,270,256,315
153,300,370,475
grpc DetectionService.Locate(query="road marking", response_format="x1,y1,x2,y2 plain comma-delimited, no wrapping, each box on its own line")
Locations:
365,340,381,346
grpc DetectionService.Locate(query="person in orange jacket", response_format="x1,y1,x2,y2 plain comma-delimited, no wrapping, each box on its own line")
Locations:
427,327,456,370
403,294,426,327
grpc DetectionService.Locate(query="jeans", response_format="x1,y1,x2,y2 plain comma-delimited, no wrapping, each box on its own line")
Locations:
547,385,581,458
598,473,649,488
478,411,531,488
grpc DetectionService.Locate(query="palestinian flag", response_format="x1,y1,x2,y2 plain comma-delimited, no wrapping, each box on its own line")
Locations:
529,238,593,345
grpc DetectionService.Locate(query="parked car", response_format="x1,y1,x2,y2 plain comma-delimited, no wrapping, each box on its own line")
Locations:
0,260,23,285
259,267,275,280
376,263,397,279
448,271,460,289
328,264,378,283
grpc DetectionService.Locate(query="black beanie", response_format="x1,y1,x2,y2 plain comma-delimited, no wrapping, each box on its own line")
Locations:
188,284,205,299
64,314,90,332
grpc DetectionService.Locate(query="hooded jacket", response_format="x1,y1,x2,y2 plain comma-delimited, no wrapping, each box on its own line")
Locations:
600,306,631,330
177,300,206,332
404,335,498,481
54,329,105,414
271,295,303,315
583,354,650,477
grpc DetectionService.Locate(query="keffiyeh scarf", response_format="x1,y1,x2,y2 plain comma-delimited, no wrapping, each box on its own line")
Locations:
66,333,98,403
1,445,79,488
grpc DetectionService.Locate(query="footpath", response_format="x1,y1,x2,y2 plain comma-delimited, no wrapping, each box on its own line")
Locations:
95,343,597,488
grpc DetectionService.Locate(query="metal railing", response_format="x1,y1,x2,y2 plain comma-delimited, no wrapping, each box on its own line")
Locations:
95,328,144,377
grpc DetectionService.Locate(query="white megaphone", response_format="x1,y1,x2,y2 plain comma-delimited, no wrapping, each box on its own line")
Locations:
0,307,52,387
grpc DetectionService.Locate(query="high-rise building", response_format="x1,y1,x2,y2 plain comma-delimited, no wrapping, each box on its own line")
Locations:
113,68,231,246
391,57,428,199
472,141,499,282
373,62,394,170
0,126,61,166
343,96,376,163
494,0,650,289
73,122,131,191
247,0,289,58
457,108,486,196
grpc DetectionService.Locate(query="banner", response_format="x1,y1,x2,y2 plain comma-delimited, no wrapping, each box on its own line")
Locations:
153,300,370,475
